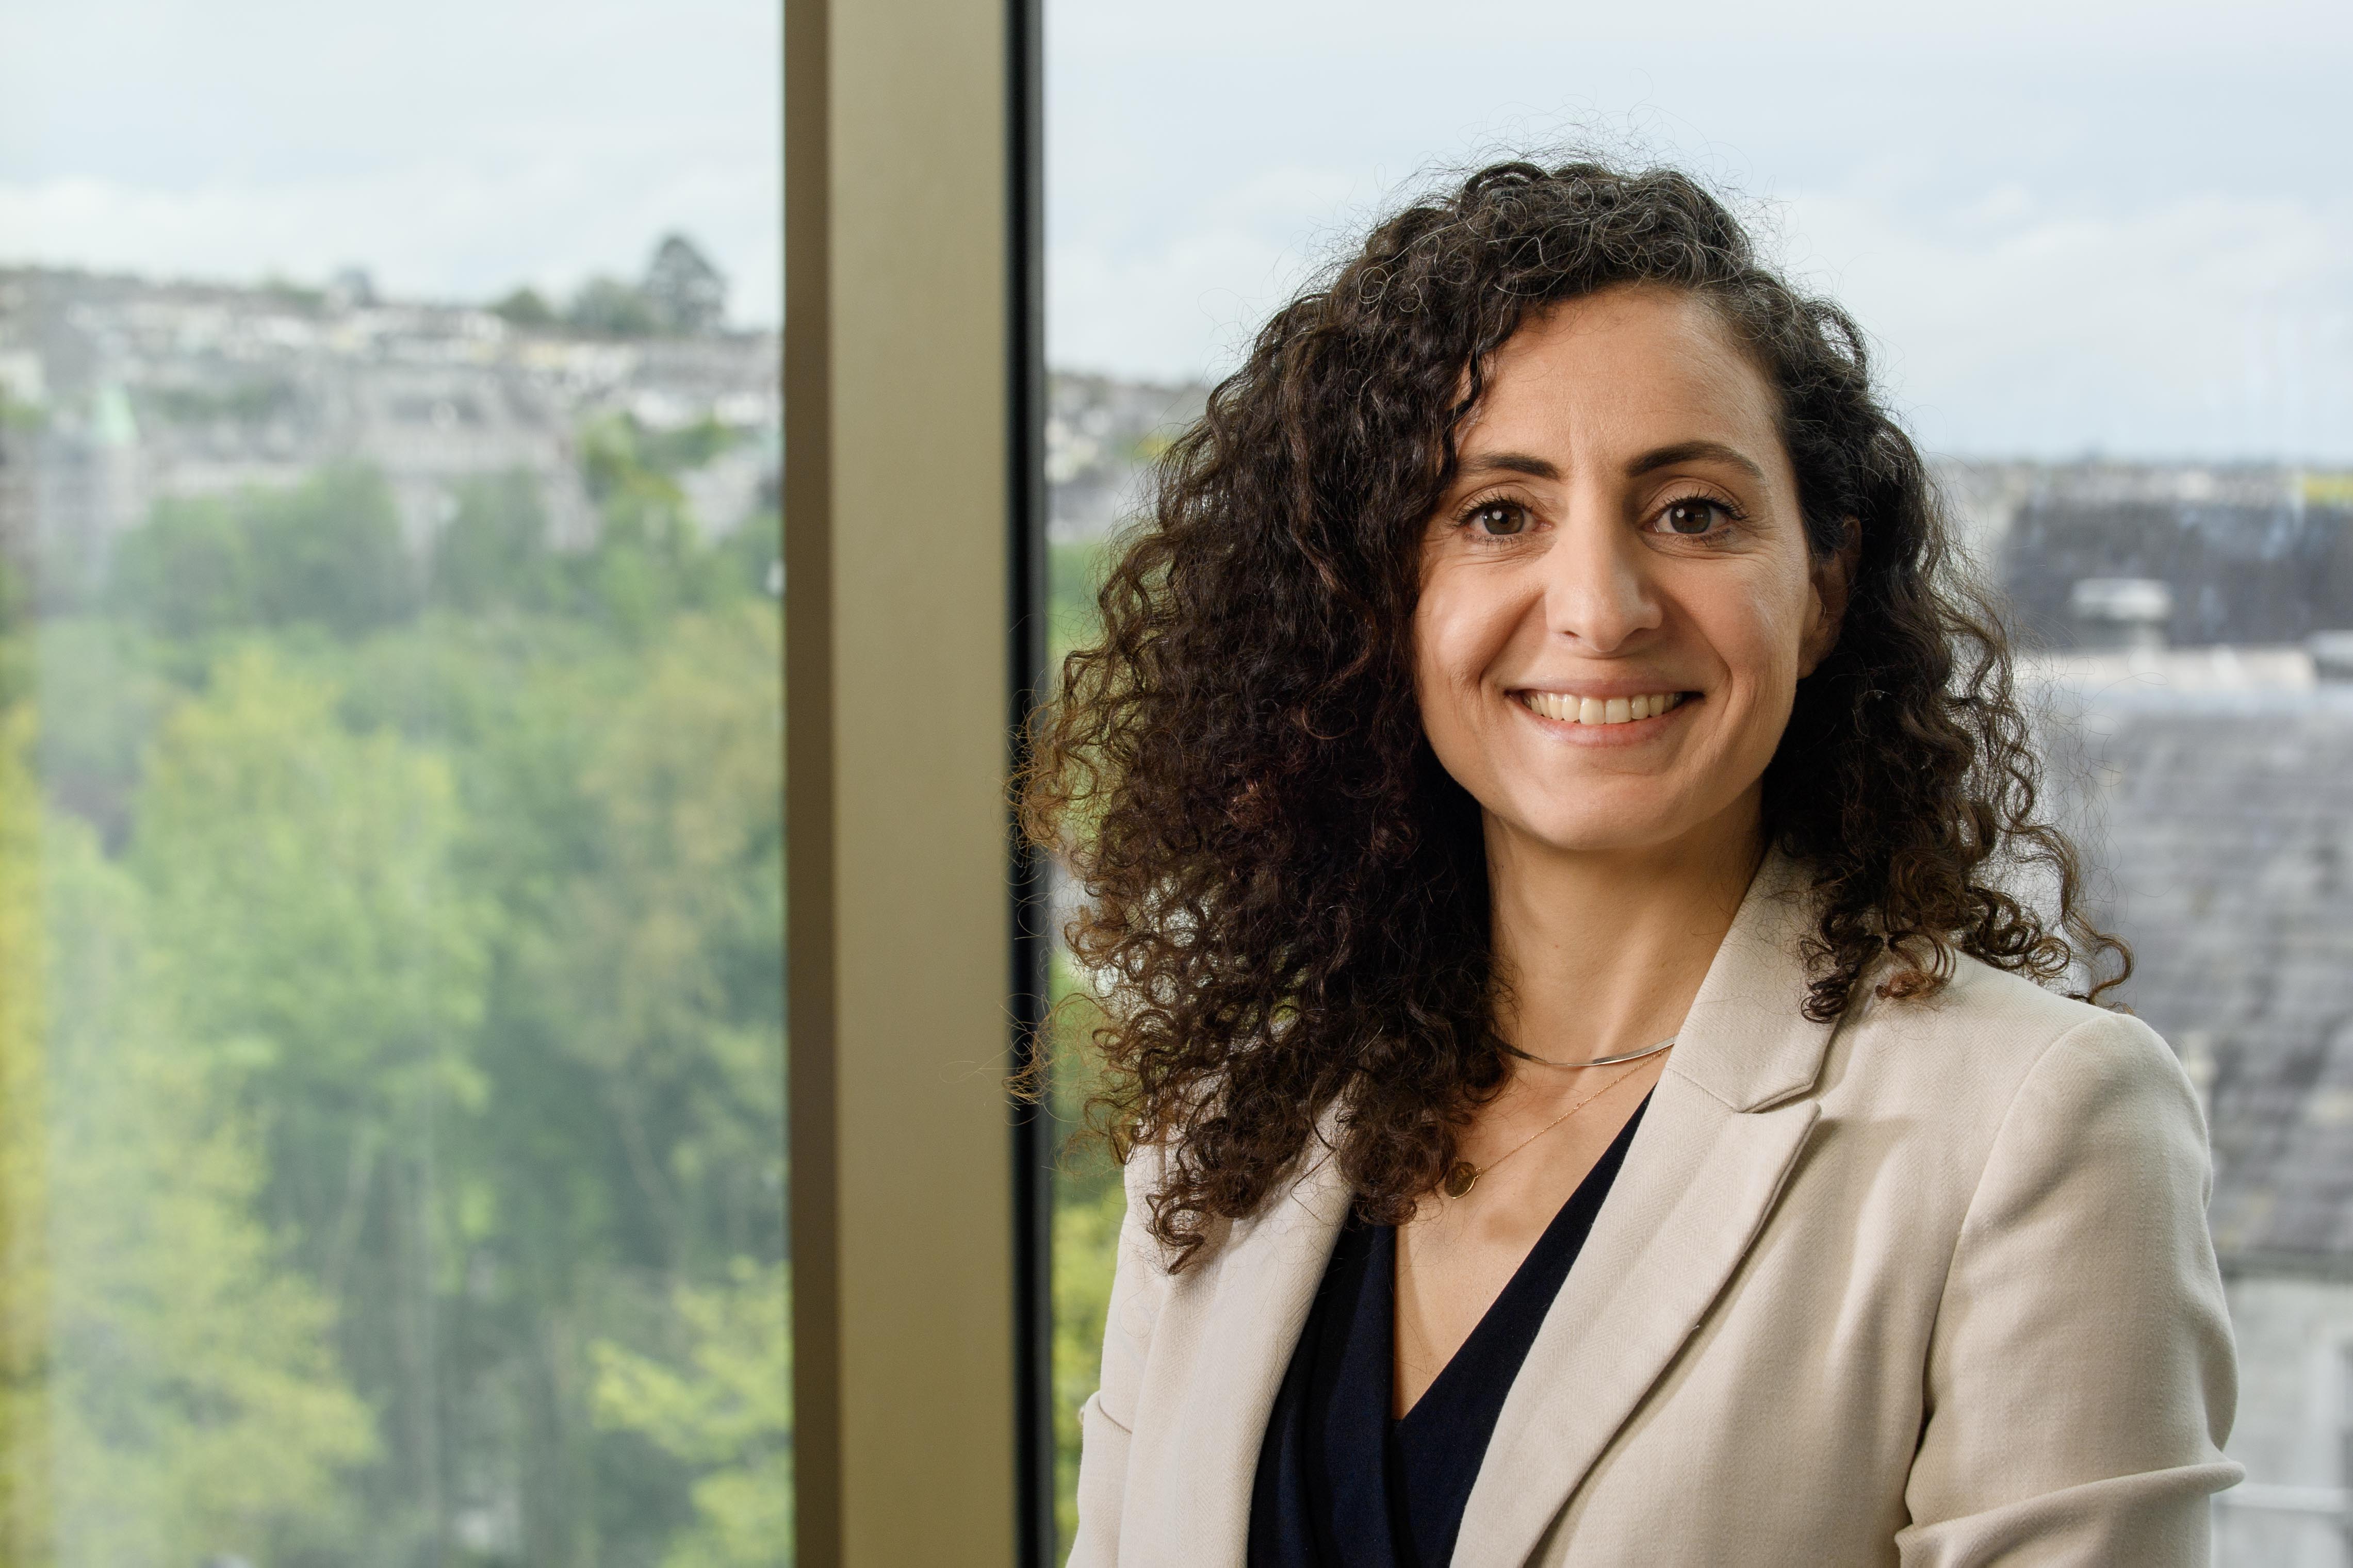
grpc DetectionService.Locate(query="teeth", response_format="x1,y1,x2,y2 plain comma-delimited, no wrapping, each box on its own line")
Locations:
1519,690,1684,726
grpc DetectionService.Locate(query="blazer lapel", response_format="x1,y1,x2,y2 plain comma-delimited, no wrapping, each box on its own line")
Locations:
1452,851,1838,1565
1136,1129,1351,1564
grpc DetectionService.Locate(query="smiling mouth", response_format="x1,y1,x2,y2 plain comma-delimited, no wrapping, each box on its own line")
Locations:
1516,690,1688,727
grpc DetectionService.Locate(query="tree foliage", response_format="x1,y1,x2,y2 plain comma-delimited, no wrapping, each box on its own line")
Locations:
34,713,379,1564
111,465,418,638
593,1259,790,1568
4,428,788,1563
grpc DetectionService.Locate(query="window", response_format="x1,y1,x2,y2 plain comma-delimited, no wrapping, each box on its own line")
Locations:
0,6,786,1560
1040,2,2353,1556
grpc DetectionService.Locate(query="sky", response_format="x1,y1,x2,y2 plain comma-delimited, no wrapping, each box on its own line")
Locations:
0,0,2347,462
0,0,781,322
1047,0,2353,461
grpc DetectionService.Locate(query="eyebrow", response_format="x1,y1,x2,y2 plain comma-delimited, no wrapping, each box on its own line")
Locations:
1458,451,1560,480
1627,440,1768,484
1456,440,1768,487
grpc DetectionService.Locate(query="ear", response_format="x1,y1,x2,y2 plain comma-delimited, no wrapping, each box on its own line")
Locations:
1799,518,1859,678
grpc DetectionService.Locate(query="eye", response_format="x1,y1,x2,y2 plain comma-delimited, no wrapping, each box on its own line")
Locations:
1465,499,1532,537
1652,495,1737,537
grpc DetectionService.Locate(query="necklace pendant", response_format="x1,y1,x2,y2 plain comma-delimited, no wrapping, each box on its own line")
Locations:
1442,1160,1479,1198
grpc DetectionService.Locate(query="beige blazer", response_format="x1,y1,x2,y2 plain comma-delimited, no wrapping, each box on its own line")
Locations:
1069,854,2242,1566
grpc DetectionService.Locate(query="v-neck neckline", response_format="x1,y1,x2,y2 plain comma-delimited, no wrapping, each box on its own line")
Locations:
1392,1092,1652,1426
1244,1094,1654,1568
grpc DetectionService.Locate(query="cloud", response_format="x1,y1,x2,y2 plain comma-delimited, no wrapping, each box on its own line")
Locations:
1783,189,2353,459
1052,0,2349,52
0,0,780,320
1053,167,2353,460
1055,175,2353,460
1042,1,2353,460
1049,161,1374,378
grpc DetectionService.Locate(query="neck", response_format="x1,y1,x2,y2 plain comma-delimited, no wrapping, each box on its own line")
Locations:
1483,791,1764,1083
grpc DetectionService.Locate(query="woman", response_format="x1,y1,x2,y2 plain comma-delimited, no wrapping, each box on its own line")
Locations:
1025,159,2240,1566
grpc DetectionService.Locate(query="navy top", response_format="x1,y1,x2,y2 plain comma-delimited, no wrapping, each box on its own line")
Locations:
1247,1097,1650,1568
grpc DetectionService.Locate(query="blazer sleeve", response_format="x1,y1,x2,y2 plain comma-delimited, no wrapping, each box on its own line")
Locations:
1895,1011,2244,1567
1067,1141,1173,1568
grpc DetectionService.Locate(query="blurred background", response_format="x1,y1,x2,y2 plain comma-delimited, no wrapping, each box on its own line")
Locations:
3,0,2351,1562
1040,3,2353,1564
0,1,787,1563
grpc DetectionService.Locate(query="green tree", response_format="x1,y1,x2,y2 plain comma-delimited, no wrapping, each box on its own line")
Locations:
28,707,376,1564
0,707,53,1562
127,645,490,1561
244,465,418,633
511,604,785,1275
572,418,750,635
491,287,559,329
428,469,560,614
322,599,783,1562
131,646,487,1108
568,277,660,337
18,421,790,1563
1042,967,1126,1552
593,1259,790,1568
632,417,739,477
111,465,419,638
108,493,258,639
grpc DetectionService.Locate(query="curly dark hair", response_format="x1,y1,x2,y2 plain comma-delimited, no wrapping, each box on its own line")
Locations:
1021,156,2126,1268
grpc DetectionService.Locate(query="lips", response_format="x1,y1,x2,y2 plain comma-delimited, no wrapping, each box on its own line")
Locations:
1515,690,1686,727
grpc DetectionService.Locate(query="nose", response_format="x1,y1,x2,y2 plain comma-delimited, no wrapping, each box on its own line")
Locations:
1541,503,1662,653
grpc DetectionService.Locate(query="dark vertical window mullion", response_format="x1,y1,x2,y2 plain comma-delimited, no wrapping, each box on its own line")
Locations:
1006,0,1057,1559
783,0,839,1554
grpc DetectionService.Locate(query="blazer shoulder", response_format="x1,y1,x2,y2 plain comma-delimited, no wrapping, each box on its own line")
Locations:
1830,953,2188,1150
1901,952,2170,1067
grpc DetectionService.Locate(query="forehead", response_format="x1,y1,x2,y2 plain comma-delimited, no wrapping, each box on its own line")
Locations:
1459,285,1784,462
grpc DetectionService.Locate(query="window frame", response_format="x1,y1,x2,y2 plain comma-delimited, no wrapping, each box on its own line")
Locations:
783,0,1052,1560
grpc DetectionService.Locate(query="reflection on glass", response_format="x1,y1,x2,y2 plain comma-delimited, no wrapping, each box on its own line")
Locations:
0,36,786,1564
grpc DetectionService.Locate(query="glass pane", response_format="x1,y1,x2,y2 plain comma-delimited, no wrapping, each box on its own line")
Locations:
0,5,786,1561
1040,374,1204,1547
1044,4,2352,1558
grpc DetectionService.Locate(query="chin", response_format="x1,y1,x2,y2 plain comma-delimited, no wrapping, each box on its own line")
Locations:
1504,810,1680,857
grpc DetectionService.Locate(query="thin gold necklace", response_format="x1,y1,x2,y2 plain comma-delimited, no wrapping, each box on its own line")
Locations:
1441,1039,1672,1199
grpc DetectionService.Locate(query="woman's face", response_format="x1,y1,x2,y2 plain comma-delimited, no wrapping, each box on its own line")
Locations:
1412,283,1848,862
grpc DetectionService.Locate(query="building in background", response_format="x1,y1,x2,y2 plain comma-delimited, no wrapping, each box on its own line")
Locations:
0,239,788,1561
1040,370,2353,1565
1043,370,1205,544
1991,465,2353,650
2022,645,2353,1566
0,235,778,609
1975,463,2353,1564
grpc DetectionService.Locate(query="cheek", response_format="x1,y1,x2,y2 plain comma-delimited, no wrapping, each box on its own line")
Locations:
1705,564,1815,692
1408,606,1452,737
1411,572,1505,706
1411,577,1499,763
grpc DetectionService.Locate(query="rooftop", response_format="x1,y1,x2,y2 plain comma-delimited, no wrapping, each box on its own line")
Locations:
2029,658,2353,1272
